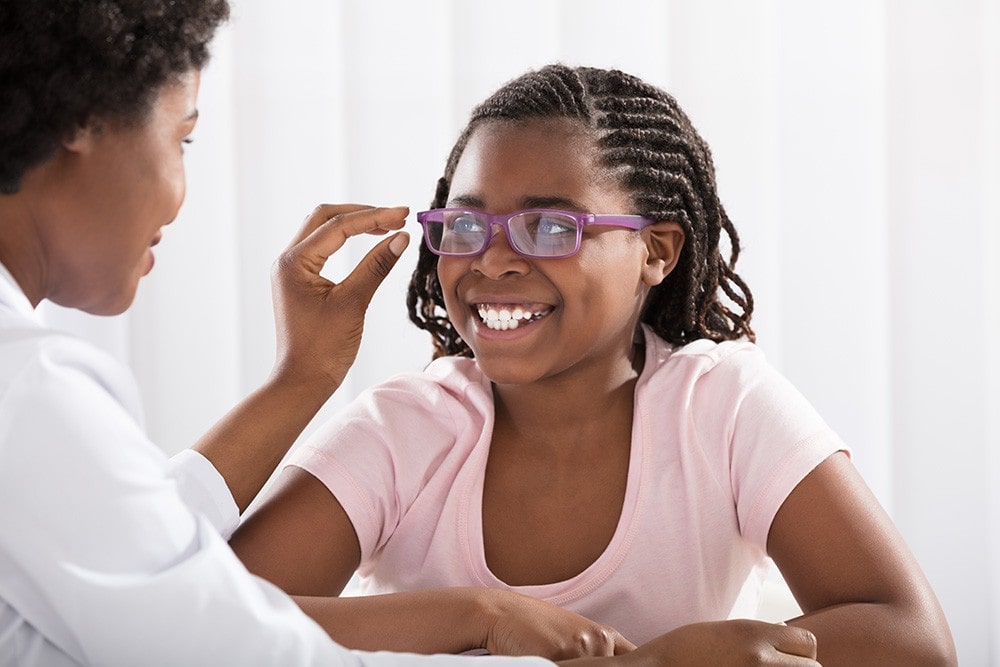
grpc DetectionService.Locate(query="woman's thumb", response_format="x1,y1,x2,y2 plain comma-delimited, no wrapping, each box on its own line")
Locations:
388,233,410,257
344,232,410,304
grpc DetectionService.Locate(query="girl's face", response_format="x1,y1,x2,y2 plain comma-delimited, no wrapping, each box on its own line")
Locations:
36,70,199,315
437,118,657,386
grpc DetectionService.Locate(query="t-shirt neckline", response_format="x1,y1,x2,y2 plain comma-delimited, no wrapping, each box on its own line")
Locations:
461,325,661,604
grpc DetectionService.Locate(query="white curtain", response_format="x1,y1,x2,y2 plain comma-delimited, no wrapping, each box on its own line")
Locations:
39,0,999,662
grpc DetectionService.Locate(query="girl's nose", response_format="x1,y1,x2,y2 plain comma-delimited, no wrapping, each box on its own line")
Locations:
471,223,530,279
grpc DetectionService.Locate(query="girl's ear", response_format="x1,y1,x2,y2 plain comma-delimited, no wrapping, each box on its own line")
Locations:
641,221,684,287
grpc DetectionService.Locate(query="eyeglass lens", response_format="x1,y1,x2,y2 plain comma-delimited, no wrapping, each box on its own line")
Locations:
430,211,579,257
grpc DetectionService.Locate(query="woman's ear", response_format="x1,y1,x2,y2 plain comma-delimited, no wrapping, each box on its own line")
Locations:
641,221,684,287
62,118,104,154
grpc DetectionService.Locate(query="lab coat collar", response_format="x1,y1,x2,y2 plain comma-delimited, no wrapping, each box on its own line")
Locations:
0,260,41,324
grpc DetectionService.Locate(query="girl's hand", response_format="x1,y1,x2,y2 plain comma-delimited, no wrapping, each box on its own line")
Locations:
478,589,635,659
598,620,818,667
270,203,409,389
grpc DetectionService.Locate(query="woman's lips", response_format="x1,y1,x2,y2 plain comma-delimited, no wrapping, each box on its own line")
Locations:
142,231,163,276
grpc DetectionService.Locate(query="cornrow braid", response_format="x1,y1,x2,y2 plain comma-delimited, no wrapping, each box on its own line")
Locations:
407,64,754,358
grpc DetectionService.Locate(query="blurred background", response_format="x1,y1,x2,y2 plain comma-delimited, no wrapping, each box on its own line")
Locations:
39,0,999,663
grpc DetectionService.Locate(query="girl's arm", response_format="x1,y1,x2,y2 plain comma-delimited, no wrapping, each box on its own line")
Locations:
229,467,633,658
767,451,956,666
599,452,954,667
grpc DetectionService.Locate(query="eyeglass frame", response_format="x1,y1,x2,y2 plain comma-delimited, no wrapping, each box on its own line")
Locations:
415,208,657,260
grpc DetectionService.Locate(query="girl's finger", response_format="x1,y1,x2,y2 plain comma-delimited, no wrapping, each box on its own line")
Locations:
612,631,636,655
771,624,818,659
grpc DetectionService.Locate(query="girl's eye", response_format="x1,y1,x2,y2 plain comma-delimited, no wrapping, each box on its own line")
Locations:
536,215,576,235
451,214,486,234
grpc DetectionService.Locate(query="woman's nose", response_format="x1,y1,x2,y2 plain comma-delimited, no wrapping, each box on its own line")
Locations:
471,223,530,278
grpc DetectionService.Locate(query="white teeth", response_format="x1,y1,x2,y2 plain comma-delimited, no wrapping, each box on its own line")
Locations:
476,304,550,331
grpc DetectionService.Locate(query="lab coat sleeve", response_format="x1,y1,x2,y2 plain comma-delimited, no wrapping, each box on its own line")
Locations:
0,336,552,667
167,448,240,539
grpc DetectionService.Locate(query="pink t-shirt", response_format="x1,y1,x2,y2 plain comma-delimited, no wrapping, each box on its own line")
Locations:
290,325,847,645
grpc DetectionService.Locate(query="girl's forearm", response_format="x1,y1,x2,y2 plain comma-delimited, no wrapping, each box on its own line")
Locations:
293,587,631,659
293,588,492,654
789,600,957,666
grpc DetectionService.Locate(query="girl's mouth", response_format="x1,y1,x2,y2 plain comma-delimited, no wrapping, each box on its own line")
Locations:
474,303,553,331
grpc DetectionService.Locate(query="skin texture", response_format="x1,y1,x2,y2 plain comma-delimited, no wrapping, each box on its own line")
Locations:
0,72,200,315
0,69,413,529
193,202,413,511
229,119,956,665
439,119,680,587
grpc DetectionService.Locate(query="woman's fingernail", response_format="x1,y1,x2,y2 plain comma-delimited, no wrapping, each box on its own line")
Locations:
389,232,410,256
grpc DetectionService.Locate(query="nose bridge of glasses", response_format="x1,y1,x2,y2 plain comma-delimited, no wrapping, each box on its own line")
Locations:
482,219,518,254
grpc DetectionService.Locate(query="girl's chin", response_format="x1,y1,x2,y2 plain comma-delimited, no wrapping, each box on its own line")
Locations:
473,356,550,386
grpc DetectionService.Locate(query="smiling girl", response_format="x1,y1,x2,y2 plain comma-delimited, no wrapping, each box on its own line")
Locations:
230,65,955,666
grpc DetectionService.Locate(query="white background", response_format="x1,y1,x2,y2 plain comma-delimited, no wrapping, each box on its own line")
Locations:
40,1,999,663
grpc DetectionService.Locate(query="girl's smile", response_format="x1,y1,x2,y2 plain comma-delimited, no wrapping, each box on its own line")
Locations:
474,303,552,331
437,117,665,387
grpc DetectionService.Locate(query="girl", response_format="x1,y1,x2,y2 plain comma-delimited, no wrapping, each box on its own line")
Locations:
230,65,955,666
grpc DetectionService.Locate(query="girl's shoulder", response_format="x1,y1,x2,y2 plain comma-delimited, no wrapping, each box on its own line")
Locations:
641,324,768,381
349,354,493,432
380,354,490,401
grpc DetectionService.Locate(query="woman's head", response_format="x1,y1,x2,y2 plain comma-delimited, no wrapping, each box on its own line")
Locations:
0,0,229,194
408,64,755,359
0,0,228,315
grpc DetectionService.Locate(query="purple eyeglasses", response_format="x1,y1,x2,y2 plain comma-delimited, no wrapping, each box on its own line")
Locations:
416,208,656,259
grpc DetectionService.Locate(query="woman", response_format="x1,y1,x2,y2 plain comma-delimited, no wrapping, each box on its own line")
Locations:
0,2,566,666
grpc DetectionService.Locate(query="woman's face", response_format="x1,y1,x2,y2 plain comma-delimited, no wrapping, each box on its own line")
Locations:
38,70,200,315
437,118,654,386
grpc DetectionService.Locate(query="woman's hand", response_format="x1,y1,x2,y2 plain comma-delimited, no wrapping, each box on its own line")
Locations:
477,589,635,659
193,204,409,512
270,203,409,390
572,620,818,667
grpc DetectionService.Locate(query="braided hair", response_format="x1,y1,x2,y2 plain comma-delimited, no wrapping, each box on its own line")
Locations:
407,64,754,358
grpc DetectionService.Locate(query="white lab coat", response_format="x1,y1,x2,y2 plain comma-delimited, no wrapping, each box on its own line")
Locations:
0,263,549,667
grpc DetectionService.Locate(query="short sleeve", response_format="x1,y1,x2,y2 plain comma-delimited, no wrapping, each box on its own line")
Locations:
288,372,471,562
690,346,849,550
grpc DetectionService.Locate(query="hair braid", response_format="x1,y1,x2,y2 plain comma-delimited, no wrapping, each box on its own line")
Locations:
407,64,754,358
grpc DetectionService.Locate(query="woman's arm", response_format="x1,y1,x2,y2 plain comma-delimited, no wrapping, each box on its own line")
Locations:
193,204,409,512
768,451,956,666
230,467,634,658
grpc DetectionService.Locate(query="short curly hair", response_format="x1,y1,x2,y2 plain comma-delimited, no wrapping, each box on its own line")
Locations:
0,0,230,194
408,65,754,358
